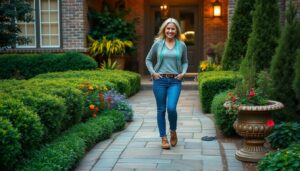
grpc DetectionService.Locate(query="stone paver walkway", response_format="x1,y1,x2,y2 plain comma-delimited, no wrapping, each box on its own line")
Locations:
75,85,243,171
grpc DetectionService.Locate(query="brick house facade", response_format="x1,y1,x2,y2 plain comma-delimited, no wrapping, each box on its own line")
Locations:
2,0,300,75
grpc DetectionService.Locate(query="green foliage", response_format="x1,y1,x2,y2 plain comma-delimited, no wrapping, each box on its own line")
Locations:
0,52,97,79
294,49,300,102
257,143,300,171
199,59,221,72
100,57,118,70
270,1,300,122
88,6,137,41
0,117,21,170
0,0,33,48
16,115,115,171
17,135,86,171
267,122,300,149
9,89,67,141
257,70,273,99
102,109,125,132
211,91,237,136
242,0,280,73
0,97,44,150
113,100,134,122
30,82,85,130
88,36,133,58
198,71,242,113
221,0,255,71
34,69,141,97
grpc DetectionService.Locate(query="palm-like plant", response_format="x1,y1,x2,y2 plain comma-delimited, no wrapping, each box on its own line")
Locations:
88,36,133,58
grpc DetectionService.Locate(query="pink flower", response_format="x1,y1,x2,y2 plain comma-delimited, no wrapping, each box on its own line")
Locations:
266,119,275,127
231,96,237,102
249,91,256,97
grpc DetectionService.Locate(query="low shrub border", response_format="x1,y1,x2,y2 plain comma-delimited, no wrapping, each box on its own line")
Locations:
16,112,124,171
33,69,141,97
0,69,139,170
198,71,241,113
0,52,97,79
211,91,237,136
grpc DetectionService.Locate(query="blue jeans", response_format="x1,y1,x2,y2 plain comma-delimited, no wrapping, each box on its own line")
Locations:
152,78,182,137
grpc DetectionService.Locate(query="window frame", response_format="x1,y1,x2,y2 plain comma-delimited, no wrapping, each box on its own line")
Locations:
16,0,61,49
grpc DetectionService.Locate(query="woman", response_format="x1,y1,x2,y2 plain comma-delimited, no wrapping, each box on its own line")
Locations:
145,18,188,149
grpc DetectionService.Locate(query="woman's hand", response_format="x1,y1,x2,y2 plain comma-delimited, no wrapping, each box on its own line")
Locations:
175,73,184,80
152,73,161,80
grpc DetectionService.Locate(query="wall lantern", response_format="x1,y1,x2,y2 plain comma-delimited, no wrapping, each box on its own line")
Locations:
213,0,221,17
160,2,169,19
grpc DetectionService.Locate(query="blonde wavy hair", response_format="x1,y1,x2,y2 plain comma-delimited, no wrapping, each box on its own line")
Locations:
155,18,182,41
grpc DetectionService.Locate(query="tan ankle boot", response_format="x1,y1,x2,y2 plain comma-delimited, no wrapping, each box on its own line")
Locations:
161,136,170,149
170,130,177,147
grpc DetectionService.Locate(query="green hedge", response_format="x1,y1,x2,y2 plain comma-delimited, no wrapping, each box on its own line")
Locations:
0,97,44,150
33,69,141,97
9,90,67,141
102,109,125,132
198,71,241,113
16,115,120,171
211,91,237,136
0,117,21,170
0,52,97,79
0,69,138,170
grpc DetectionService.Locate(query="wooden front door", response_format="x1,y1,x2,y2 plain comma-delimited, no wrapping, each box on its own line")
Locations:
146,5,201,73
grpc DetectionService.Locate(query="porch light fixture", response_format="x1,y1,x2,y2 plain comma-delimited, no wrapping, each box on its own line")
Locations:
160,1,169,19
213,0,221,17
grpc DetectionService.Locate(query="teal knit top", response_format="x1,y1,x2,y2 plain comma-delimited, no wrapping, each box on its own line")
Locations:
145,39,188,75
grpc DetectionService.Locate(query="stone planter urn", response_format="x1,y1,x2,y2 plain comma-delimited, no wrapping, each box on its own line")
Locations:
224,100,284,162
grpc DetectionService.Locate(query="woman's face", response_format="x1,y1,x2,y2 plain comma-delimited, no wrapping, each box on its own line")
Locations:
164,23,177,39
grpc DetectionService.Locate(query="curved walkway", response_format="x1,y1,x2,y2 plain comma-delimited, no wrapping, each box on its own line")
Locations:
75,86,243,171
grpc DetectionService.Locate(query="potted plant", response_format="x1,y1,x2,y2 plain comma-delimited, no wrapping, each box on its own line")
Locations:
88,36,133,69
87,5,138,69
223,61,284,162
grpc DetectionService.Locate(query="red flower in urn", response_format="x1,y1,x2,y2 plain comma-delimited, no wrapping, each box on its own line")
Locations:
266,119,275,128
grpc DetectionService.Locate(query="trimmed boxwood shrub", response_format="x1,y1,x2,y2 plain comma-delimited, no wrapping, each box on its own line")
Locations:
16,115,115,171
102,109,125,132
257,143,300,171
9,90,67,141
33,69,141,97
267,122,300,149
198,71,241,113
0,52,97,79
23,80,85,129
17,135,86,171
0,117,21,170
211,91,237,136
0,97,44,150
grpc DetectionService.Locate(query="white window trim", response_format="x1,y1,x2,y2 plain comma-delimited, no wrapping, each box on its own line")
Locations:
39,0,60,48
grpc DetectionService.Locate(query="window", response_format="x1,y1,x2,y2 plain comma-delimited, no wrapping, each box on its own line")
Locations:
17,0,36,48
40,0,60,47
17,0,60,48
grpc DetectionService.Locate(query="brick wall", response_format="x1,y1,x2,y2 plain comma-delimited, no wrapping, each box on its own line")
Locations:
125,0,145,73
203,0,228,58
61,0,88,52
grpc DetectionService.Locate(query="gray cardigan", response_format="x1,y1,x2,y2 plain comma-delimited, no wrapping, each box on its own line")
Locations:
145,39,188,75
